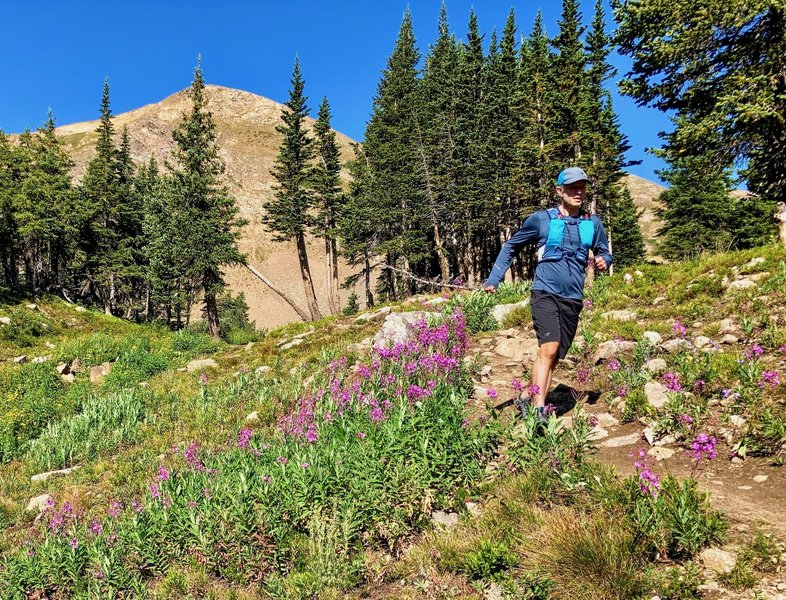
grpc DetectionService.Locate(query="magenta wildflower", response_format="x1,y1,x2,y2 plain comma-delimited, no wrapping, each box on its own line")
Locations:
663,372,682,392
149,483,161,499
528,384,541,396
261,475,272,484
237,427,253,449
761,370,780,387
486,388,498,399
369,407,385,422
690,433,717,462
131,499,143,513
187,501,198,510
88,520,103,536
744,343,765,360
617,384,629,398
183,442,205,471
511,379,524,393
587,413,599,427
200,487,211,499
577,367,591,384
672,320,687,337
607,357,620,371
94,567,104,580
678,414,694,425
199,372,208,385
276,456,288,464
693,379,706,394
305,428,318,443
68,537,79,549
157,466,170,481
461,418,470,429
300,462,310,469
356,431,367,439
583,298,593,311
632,448,660,496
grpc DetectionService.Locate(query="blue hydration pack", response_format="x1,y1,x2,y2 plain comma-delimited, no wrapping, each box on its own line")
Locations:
537,208,596,265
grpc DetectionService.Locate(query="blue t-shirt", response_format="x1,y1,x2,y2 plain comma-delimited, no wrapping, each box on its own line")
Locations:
484,209,613,300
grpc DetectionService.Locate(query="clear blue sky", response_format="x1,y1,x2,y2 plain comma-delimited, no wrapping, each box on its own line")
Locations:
0,0,669,183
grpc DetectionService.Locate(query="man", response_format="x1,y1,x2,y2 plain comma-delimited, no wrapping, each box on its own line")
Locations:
483,166,612,421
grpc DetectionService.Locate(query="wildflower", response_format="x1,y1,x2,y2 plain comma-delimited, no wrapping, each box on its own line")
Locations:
94,567,104,580
779,345,786,354
587,413,599,427
528,384,541,396
632,447,660,496
237,428,253,449
744,343,765,360
461,419,470,429
187,501,198,510
305,428,318,443
663,372,682,392
261,475,272,484
68,537,79,549
672,320,687,337
761,370,780,387
617,384,629,398
88,520,103,536
576,367,591,384
183,442,204,471
323,411,334,422
200,487,211,499
486,388,498,399
157,466,170,481
369,407,385,422
162,496,173,508
356,431,367,439
276,456,288,465
106,534,118,546
300,462,310,469
511,378,524,393
543,404,556,416
357,364,372,379
678,414,694,426
607,357,620,371
149,484,161,499
453,277,463,286
583,299,593,311
693,379,706,394
690,433,717,462
199,373,208,385
131,500,143,513
26,547,35,558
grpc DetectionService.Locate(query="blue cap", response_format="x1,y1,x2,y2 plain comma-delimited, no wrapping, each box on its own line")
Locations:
557,167,591,186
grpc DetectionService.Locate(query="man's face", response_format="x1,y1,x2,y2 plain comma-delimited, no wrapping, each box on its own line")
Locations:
557,181,586,208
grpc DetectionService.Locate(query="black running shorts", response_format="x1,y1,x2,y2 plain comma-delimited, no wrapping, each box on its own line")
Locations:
530,289,583,359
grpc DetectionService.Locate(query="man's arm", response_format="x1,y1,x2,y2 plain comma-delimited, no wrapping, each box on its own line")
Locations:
593,218,613,269
483,213,541,289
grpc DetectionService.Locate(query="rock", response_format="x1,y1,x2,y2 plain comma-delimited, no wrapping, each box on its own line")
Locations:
624,273,633,285
645,381,669,409
559,416,574,430
486,583,503,600
138,381,148,388
655,434,677,446
26,303,38,311
186,359,218,373
602,432,641,447
753,474,769,483
596,413,619,428
700,548,736,575
648,447,675,461
738,485,753,490
660,338,690,353
32,355,52,364
60,373,75,384
279,338,304,351
0,316,10,325
372,311,430,347
719,318,735,334
748,271,769,282
494,337,539,363
354,306,391,323
70,358,81,373
588,426,609,441
745,256,766,268
56,362,71,375
431,510,459,529
729,415,747,429
693,336,713,349
347,337,374,354
645,358,668,374
491,299,530,324
721,334,739,344
12,355,28,364
592,340,637,363
642,331,662,345
653,296,667,305
31,466,80,483
465,501,482,518
244,342,255,352
26,494,52,512
643,427,656,445
89,361,114,383
75,305,87,312
602,309,637,322
698,581,720,593
255,365,272,374
245,411,259,422
728,278,756,290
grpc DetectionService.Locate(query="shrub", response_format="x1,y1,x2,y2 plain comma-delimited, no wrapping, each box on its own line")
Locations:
342,292,359,316
463,538,518,582
215,291,259,344
0,306,49,346
171,328,222,356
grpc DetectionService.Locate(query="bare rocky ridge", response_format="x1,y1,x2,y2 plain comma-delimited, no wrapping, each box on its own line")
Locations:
12,85,667,328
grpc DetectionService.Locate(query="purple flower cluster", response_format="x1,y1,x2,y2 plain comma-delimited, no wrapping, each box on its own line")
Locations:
672,320,687,337
632,448,660,496
690,433,717,462
678,414,694,426
47,501,80,536
743,343,765,361
663,372,682,392
607,357,620,372
761,370,780,387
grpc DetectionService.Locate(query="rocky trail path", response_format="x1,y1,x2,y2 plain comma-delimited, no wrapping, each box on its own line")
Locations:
466,325,786,598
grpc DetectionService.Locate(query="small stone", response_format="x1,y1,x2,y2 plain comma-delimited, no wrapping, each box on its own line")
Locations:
698,581,720,593
648,447,675,461
424,296,449,306
729,415,747,429
693,336,713,349
719,318,735,334
753,475,769,483
186,359,218,373
602,432,640,447
75,305,87,312
558,416,574,430
353,306,391,323
27,494,52,512
700,548,737,575
494,337,539,363
728,278,756,290
624,273,633,285
89,361,114,383
244,342,254,352
653,296,667,305
0,316,10,325
32,355,52,364
655,435,677,446
660,338,690,353
642,331,662,345
645,358,668,374
692,321,703,328
588,426,609,441
279,338,304,350
56,362,71,375
31,466,80,483
491,299,530,324
479,365,493,377
746,257,766,268
602,309,637,322
431,510,459,529
731,456,744,464
13,355,28,364
138,381,148,387
26,303,38,311
643,427,656,445
465,501,482,517
645,381,669,409
245,411,259,422
60,373,75,384
721,334,738,344
70,358,81,372
737,485,753,490
592,340,637,363
486,583,503,600
596,413,619,428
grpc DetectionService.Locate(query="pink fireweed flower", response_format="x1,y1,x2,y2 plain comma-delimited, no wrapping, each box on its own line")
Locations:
678,414,694,426
107,501,122,518
305,428,318,443
88,520,104,535
693,379,706,394
323,411,334,422
607,357,620,371
587,413,599,427
486,388,498,399
261,475,272,484
200,487,211,499
528,384,541,396
199,372,208,385
672,320,687,337
543,404,556,416
356,431,366,439
744,343,765,360
761,370,780,387
369,407,386,422
94,567,104,580
131,499,143,513
149,483,161,499
576,367,591,384
461,418,470,429
357,365,372,379
68,537,79,549
617,384,629,398
511,379,524,393
300,462,310,469
663,372,682,392
632,447,660,496
276,456,288,465
583,299,593,311
690,433,717,462
157,466,170,481
183,442,205,471
237,428,253,448
187,501,198,510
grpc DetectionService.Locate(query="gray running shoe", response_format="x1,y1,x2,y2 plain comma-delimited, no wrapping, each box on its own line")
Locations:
514,391,532,418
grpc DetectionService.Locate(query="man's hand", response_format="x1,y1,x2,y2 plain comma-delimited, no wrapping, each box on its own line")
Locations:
483,285,497,293
594,256,608,271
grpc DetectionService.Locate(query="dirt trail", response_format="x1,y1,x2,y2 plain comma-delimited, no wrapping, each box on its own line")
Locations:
469,328,786,540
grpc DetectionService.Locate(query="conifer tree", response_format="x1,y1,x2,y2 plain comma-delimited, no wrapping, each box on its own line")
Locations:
312,96,344,315
607,184,645,267
263,57,322,320
0,131,22,288
363,9,428,298
168,60,246,336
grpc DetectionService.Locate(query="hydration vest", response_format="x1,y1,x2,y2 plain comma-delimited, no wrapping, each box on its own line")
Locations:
537,208,596,264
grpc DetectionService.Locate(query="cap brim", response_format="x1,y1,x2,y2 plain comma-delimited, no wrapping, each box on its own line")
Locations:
561,176,590,185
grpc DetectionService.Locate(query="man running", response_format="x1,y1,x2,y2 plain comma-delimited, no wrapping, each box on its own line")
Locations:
483,166,612,420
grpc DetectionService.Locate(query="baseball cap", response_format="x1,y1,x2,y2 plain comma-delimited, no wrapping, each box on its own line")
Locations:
557,167,591,186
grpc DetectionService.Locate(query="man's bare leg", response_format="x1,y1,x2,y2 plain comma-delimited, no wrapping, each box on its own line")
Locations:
530,342,560,407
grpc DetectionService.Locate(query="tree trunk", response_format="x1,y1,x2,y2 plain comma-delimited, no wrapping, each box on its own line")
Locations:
364,253,374,309
295,233,322,320
243,263,310,322
330,237,340,314
325,237,339,315
203,290,220,338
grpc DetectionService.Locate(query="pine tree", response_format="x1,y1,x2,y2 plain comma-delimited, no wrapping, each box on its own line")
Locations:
312,96,344,316
0,131,22,288
363,9,428,298
263,57,322,321
168,61,246,335
137,156,164,320
607,184,645,267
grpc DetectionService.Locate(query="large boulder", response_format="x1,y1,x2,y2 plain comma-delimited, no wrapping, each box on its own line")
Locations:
642,331,662,346
491,299,530,325
372,311,430,348
494,337,539,363
26,494,52,513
